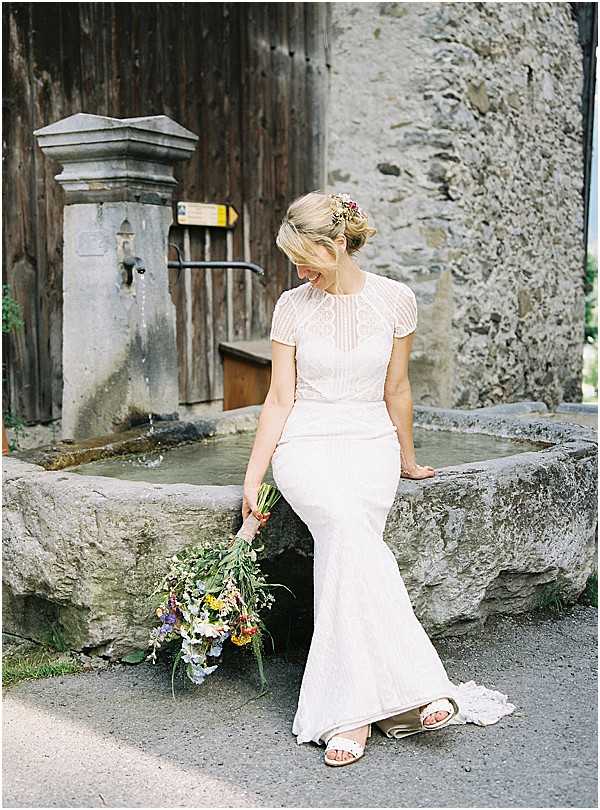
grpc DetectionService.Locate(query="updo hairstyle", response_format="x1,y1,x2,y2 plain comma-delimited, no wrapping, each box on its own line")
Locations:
275,190,377,276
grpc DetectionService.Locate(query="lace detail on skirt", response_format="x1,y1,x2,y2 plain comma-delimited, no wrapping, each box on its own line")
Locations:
447,679,517,726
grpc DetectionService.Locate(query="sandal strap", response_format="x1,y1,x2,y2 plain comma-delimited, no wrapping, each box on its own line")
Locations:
325,735,364,758
420,698,454,721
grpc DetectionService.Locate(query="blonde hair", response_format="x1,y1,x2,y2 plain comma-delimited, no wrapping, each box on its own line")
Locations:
275,190,377,276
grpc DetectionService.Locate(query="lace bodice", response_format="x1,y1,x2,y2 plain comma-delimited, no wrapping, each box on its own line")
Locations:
269,270,417,402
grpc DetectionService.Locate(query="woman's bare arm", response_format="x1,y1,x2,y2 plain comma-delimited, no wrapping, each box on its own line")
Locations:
383,332,435,479
242,339,296,517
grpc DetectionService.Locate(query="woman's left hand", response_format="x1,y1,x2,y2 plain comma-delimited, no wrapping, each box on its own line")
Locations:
401,462,436,479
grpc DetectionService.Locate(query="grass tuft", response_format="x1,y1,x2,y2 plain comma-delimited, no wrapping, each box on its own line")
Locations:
534,581,569,615
2,644,84,688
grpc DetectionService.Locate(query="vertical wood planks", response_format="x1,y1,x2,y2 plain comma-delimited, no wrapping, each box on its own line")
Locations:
3,2,330,419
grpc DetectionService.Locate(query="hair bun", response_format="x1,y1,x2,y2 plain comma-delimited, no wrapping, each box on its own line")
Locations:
329,193,366,226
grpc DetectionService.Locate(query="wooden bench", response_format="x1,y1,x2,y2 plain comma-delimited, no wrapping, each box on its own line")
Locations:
218,339,274,411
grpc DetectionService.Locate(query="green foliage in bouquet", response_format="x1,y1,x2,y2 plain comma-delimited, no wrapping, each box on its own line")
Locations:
147,484,293,697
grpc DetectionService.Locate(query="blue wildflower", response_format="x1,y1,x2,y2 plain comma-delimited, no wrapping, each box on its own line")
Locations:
208,640,223,657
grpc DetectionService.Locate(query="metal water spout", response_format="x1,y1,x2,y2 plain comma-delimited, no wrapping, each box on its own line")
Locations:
123,255,146,284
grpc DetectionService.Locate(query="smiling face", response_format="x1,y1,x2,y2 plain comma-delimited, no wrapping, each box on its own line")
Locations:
297,264,327,289
296,236,346,290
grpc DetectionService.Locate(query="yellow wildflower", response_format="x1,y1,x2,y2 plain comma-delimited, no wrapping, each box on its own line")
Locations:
204,594,226,611
231,633,252,646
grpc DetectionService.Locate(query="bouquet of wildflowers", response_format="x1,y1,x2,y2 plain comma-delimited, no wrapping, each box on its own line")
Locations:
146,483,291,695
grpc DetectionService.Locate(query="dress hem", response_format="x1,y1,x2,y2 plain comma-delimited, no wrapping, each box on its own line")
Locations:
293,689,460,747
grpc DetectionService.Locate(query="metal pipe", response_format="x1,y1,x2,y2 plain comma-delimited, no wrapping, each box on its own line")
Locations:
168,259,265,274
167,243,265,280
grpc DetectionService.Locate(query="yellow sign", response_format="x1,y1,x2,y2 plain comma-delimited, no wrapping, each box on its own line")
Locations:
176,202,239,228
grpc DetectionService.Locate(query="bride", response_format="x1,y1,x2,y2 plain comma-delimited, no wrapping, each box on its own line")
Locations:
242,190,514,767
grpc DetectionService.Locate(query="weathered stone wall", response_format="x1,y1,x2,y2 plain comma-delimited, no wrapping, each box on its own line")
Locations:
327,2,585,408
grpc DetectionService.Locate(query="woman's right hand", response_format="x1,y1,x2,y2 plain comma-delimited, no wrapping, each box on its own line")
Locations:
242,483,271,530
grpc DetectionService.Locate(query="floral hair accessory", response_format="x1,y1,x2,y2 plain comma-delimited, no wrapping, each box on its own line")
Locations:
329,192,366,226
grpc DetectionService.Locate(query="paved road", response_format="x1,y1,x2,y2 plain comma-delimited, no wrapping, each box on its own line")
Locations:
3,604,597,808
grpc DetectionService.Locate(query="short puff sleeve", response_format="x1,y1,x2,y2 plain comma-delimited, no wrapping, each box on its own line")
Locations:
269,290,296,346
393,283,418,338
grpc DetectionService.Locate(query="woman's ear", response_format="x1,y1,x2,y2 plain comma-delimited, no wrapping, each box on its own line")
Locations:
335,233,347,252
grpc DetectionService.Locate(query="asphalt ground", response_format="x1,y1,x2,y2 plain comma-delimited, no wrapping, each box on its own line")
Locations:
2,604,597,809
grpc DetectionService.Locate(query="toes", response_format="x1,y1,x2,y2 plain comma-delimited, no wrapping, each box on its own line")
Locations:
327,749,355,762
423,709,449,725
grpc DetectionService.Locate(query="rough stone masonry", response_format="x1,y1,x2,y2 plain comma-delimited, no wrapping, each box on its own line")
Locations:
327,2,585,408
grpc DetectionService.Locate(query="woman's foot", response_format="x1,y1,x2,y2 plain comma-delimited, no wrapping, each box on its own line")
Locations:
419,703,450,726
325,724,370,763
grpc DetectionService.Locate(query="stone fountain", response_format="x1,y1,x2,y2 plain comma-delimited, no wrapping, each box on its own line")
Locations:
33,113,198,441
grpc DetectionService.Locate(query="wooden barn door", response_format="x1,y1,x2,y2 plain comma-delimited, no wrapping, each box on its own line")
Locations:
2,2,330,421
167,2,330,406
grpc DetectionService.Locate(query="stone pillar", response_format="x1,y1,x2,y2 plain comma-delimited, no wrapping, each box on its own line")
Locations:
34,113,198,440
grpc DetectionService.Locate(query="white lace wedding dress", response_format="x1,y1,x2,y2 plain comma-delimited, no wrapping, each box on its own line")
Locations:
269,269,516,747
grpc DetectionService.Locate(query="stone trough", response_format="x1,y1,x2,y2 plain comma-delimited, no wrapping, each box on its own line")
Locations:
2,401,597,660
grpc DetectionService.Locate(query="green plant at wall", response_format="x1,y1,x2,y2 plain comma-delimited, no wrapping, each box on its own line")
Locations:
584,253,598,343
582,253,598,401
534,580,568,615
2,284,24,334
579,571,598,608
45,622,70,653
2,284,25,451
3,644,84,688
3,412,26,452
586,348,598,394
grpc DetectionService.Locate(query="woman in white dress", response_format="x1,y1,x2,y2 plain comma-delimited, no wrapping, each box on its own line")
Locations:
242,191,515,767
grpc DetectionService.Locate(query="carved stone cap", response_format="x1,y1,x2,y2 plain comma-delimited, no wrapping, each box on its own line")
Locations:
34,113,199,205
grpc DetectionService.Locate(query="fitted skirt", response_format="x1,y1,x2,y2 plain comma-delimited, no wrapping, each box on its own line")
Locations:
270,397,461,746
